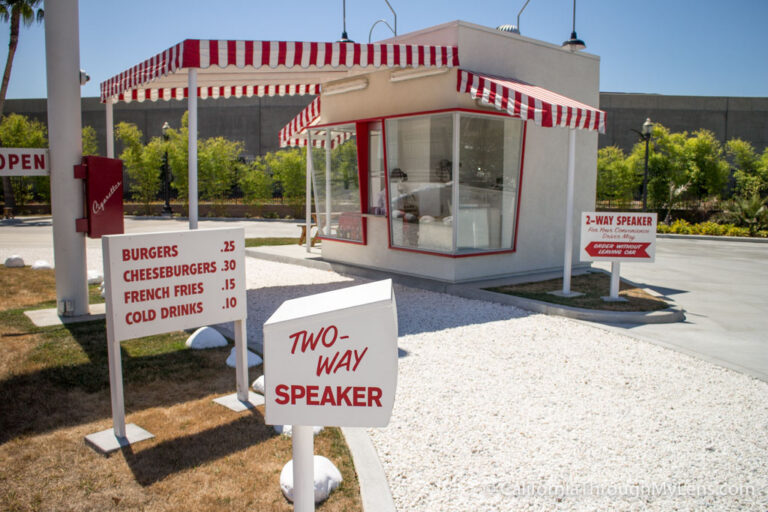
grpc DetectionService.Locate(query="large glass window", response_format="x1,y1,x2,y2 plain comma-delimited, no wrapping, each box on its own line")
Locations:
310,124,363,242
458,114,523,250
386,114,454,252
385,112,523,254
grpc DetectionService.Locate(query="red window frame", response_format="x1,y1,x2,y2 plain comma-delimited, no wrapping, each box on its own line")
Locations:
311,108,527,257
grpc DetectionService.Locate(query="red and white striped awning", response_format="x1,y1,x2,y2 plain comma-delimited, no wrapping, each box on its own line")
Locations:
100,39,459,103
279,68,607,144
116,83,321,104
457,69,606,133
279,97,321,147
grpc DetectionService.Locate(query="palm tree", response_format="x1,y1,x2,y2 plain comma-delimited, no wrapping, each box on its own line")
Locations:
0,0,43,212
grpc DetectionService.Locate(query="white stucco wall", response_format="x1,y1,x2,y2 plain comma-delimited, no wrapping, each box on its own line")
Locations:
315,21,601,282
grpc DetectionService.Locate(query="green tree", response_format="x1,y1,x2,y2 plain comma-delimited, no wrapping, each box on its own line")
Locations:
198,136,243,203
0,113,46,206
331,138,358,190
268,148,306,201
82,125,99,156
630,124,688,222
165,113,189,204
727,139,768,198
596,145,639,207
115,122,163,214
683,129,729,200
239,156,273,203
0,0,43,211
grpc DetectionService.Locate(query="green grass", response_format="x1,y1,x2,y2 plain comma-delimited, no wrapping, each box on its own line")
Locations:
244,237,299,247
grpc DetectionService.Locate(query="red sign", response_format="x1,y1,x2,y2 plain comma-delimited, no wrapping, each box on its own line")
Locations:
584,241,651,258
76,156,124,238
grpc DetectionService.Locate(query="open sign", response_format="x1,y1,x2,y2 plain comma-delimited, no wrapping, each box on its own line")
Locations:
0,148,49,176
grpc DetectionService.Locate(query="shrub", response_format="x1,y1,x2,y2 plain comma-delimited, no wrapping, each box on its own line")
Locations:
669,219,692,234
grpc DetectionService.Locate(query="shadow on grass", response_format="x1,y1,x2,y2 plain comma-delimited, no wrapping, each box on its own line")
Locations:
0,319,238,445
120,409,271,487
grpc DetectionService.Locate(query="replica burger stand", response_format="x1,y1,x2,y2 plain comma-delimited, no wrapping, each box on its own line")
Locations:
101,20,606,283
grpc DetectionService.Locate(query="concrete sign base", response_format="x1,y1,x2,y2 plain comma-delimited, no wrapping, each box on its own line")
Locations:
84,423,154,455
213,391,265,412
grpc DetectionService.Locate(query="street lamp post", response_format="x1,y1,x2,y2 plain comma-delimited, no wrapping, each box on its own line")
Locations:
640,117,653,212
161,122,172,215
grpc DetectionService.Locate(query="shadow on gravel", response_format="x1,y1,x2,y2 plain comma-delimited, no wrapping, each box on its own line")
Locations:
226,279,532,353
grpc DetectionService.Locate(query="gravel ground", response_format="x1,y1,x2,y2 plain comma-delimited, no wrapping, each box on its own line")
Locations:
3,244,767,511
234,258,767,512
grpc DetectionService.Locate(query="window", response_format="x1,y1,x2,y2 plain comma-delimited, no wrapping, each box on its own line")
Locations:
309,124,363,242
368,122,386,215
385,112,523,254
386,114,454,252
458,113,523,250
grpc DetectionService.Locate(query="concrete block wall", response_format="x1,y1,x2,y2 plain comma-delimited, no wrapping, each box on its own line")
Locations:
5,95,315,160
599,93,768,153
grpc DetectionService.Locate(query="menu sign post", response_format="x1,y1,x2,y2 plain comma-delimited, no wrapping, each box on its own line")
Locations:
580,212,657,300
264,279,398,512
86,228,249,454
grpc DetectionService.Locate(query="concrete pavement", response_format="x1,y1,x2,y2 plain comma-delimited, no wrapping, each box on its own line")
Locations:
593,237,768,382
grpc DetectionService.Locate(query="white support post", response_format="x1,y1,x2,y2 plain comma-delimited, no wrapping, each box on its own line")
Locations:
188,69,198,230
562,128,577,295
451,112,460,251
292,425,315,512
306,132,312,252
106,100,114,158
106,325,126,437
325,132,332,236
44,0,89,317
234,319,248,402
609,261,621,299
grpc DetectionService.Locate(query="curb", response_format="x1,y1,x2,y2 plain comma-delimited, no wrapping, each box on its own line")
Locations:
657,233,768,243
246,248,686,325
341,427,397,512
452,287,685,324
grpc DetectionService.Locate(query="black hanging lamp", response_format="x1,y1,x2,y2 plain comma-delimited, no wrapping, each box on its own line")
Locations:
562,0,586,51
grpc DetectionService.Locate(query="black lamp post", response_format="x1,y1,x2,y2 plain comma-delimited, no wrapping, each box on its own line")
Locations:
640,117,653,211
161,121,173,215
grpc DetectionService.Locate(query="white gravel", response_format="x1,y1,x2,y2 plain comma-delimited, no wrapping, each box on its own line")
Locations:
4,240,767,510
233,258,767,512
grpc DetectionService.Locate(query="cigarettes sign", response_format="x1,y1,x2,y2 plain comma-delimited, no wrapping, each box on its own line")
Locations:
0,148,49,176
580,212,657,262
102,228,246,342
264,280,398,427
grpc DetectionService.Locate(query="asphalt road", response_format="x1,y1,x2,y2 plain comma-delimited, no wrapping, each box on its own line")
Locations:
593,236,768,382
0,215,302,252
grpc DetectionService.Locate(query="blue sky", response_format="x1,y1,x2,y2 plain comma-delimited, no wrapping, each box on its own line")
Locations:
2,0,766,99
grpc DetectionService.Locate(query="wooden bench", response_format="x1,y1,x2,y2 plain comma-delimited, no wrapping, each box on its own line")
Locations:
298,214,318,246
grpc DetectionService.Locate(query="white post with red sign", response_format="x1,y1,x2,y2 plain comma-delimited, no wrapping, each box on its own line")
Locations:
264,279,398,511
580,212,657,300
86,228,252,454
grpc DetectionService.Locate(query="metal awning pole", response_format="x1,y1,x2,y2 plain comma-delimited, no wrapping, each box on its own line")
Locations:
305,132,312,252
325,131,331,236
188,69,198,230
105,100,114,158
562,128,576,295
